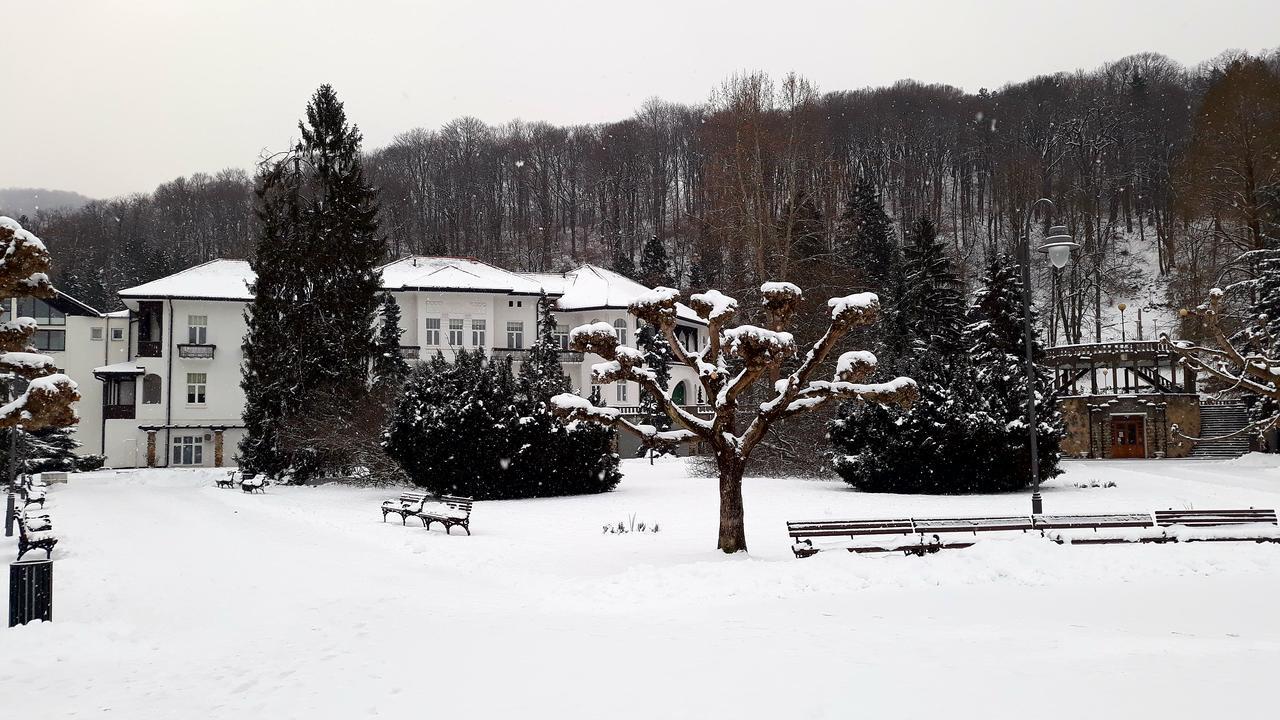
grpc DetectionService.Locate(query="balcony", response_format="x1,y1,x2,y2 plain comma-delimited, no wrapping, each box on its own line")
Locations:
104,404,136,420
178,343,216,359
491,348,584,362
137,341,163,358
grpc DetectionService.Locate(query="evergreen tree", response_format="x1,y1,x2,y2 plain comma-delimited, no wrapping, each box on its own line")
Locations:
639,234,672,287
384,333,620,499
901,216,965,362
371,292,410,391
612,235,636,278
635,322,674,459
239,85,384,481
835,177,900,293
961,253,1065,488
0,426,104,473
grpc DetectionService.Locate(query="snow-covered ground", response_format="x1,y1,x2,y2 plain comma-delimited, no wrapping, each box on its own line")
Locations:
4,456,1279,718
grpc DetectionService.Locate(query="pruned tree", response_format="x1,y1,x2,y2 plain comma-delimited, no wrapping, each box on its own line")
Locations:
550,282,917,553
0,216,80,432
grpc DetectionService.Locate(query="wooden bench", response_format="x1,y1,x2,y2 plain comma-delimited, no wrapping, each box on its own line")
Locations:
16,511,58,561
380,492,474,534
789,513,1159,557
1153,508,1279,543
419,495,474,535
381,492,436,524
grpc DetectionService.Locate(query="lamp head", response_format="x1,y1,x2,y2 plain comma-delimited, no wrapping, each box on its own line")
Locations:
1038,226,1079,269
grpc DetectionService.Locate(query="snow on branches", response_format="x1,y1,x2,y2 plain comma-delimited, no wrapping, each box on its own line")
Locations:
552,281,917,464
0,216,81,430
1166,287,1280,442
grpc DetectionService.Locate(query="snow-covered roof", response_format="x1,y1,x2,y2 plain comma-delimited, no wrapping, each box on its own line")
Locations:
380,256,547,295
93,361,146,376
525,265,704,325
118,259,255,301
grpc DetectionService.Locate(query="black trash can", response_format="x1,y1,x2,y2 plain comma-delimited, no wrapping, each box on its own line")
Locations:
9,559,53,627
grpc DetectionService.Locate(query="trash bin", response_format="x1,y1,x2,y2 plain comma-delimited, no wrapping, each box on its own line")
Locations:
9,559,53,627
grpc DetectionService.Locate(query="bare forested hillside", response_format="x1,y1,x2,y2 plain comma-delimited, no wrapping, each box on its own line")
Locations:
21,50,1280,345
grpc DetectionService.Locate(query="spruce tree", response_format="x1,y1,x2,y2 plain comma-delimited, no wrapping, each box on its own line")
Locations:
239,85,385,481
371,292,410,391
635,322,674,459
836,177,900,293
961,253,1064,488
639,234,672,288
901,216,965,361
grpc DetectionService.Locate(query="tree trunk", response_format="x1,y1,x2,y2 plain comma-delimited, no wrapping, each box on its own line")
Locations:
716,453,747,553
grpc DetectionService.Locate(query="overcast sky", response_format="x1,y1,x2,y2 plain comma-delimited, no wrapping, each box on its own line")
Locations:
3,0,1277,199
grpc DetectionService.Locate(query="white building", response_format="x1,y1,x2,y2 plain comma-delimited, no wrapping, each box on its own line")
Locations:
1,291,128,458
82,257,707,469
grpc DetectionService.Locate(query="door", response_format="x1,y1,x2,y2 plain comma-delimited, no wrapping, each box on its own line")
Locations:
1110,416,1147,458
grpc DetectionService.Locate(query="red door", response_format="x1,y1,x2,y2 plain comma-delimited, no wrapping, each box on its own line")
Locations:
1110,416,1147,458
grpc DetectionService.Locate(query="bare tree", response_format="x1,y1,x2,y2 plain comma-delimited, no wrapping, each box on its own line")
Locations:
550,282,917,553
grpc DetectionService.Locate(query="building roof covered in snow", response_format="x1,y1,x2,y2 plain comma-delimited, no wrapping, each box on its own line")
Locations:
524,265,704,324
118,259,255,301
379,256,547,296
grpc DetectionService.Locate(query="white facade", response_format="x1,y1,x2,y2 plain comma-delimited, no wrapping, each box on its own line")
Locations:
89,257,707,469
1,292,127,459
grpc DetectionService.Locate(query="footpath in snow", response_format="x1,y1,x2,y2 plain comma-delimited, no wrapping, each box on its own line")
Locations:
2,456,1278,718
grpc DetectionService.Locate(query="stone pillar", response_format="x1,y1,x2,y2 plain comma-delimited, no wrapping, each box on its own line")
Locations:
145,431,157,468
213,430,224,468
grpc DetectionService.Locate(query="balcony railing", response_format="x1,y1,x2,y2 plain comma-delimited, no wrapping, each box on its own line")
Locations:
177,343,215,359
491,348,585,362
137,341,162,358
104,404,136,420
398,346,420,360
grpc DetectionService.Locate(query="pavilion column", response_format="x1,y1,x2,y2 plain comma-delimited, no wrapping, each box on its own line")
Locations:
145,430,157,468
213,430,225,468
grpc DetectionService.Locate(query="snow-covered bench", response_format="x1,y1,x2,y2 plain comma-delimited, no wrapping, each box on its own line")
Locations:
16,511,58,561
381,492,435,524
418,495,473,535
239,473,266,493
1048,509,1279,545
788,513,1157,557
380,492,474,534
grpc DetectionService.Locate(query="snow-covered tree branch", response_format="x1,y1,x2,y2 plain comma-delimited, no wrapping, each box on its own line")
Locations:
551,282,917,553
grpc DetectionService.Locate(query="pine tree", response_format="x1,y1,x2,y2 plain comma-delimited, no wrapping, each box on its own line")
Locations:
639,234,672,287
961,253,1064,489
612,238,636,279
0,426,104,473
239,85,385,481
901,216,965,361
835,177,900,293
829,217,981,494
371,292,409,391
635,322,674,459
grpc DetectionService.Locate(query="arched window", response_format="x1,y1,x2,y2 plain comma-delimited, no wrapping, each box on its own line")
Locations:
613,318,627,345
142,373,162,405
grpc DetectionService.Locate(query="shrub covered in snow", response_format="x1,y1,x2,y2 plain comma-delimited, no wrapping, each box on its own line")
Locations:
384,308,621,500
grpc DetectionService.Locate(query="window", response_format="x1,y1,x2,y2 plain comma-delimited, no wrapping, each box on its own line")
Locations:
555,328,569,350
448,318,464,346
471,319,486,347
91,327,104,341
186,372,207,405
613,318,627,345
172,436,203,466
16,297,65,326
424,318,441,346
108,378,135,406
506,321,524,349
187,315,208,344
142,374,162,405
32,329,65,351
111,327,125,341
616,381,628,402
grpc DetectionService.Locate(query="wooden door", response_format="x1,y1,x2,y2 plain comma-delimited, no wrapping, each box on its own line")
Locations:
1110,416,1147,459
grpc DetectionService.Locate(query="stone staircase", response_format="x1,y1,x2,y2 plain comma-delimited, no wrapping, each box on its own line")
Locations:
1189,402,1252,458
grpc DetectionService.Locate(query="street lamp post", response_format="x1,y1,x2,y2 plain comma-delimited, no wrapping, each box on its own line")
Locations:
1018,198,1078,515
